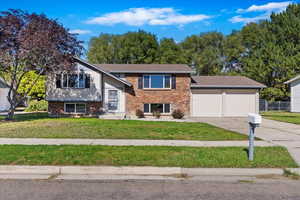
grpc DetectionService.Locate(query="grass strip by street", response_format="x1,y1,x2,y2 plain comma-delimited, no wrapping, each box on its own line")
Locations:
0,145,297,168
261,111,300,125
0,113,247,141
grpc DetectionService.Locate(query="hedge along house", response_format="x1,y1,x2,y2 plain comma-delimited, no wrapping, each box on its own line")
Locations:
46,57,265,118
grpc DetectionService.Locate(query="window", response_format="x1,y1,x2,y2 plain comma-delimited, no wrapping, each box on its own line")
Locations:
143,75,171,89
143,103,171,113
57,73,89,89
107,90,118,111
78,73,85,88
68,74,78,88
64,103,86,113
65,104,75,113
76,104,86,113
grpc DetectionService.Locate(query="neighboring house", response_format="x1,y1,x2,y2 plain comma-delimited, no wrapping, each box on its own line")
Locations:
285,75,300,112
46,57,265,118
0,78,10,112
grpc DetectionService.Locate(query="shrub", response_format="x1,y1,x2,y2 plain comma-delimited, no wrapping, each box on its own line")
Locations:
172,109,184,119
25,100,48,112
152,110,161,119
136,109,145,118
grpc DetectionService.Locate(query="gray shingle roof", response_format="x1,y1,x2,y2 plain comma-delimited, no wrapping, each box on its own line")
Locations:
93,64,194,73
191,76,266,89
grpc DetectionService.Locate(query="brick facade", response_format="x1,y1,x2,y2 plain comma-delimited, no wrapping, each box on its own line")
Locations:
125,74,191,117
48,101,102,116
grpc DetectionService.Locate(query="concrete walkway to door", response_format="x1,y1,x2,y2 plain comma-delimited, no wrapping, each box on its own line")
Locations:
192,117,300,165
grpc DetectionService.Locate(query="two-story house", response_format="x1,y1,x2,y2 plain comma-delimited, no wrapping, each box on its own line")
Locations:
46,57,265,118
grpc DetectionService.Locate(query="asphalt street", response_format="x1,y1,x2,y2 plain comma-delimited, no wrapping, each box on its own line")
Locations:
0,178,299,200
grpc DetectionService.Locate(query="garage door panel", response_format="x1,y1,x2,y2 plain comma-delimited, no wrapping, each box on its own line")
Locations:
192,89,257,117
192,93,222,117
224,93,256,116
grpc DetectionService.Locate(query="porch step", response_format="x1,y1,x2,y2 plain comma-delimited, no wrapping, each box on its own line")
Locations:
99,113,126,120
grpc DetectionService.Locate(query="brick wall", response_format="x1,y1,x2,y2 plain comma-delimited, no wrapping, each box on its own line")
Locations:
48,101,102,116
125,74,191,117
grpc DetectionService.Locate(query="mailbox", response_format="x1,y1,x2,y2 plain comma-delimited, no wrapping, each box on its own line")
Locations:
248,113,262,125
247,113,262,161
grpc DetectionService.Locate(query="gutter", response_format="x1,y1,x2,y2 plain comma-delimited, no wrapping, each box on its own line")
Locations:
106,70,195,74
190,84,266,89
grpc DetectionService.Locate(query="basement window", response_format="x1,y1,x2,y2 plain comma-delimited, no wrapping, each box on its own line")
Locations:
143,103,171,114
64,103,86,113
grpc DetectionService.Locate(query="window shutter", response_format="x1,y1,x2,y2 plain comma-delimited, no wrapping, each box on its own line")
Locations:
171,75,176,89
85,74,90,88
56,74,61,88
138,75,143,89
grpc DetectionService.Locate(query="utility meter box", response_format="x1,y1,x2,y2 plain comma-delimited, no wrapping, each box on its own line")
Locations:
248,113,262,124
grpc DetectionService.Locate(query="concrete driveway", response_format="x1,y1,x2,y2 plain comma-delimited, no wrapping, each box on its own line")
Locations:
191,117,300,165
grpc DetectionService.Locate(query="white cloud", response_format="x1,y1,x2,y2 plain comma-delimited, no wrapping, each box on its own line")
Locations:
85,8,211,26
231,1,292,24
229,14,269,23
237,1,292,13
69,29,91,34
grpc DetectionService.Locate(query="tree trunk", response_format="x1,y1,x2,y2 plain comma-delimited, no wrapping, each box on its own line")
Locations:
6,104,16,121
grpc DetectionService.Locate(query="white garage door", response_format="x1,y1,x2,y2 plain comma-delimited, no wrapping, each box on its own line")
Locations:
191,89,257,117
191,90,223,117
223,91,256,117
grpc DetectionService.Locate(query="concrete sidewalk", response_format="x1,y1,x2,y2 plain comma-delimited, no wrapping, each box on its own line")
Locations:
0,165,298,180
0,138,275,147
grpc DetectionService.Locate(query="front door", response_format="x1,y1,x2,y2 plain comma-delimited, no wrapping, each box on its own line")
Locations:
107,89,119,112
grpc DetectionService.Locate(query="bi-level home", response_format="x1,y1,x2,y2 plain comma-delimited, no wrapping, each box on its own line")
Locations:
46,57,265,118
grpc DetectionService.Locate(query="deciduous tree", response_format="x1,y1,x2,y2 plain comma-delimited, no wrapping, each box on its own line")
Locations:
0,9,83,119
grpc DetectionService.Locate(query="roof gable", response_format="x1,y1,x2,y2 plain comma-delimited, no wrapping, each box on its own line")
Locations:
73,57,132,87
285,75,300,84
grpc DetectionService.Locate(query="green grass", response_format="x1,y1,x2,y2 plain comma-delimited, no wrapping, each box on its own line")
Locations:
283,169,300,180
0,113,247,140
0,145,296,168
261,111,300,125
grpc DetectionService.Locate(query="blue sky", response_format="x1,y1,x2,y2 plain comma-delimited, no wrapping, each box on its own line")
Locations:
1,0,297,49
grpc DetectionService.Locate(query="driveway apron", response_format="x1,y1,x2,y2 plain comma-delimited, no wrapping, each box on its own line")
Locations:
191,117,300,165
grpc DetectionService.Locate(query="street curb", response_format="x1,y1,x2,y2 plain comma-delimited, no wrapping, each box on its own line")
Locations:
181,168,284,176
0,165,60,175
0,165,298,177
60,166,181,175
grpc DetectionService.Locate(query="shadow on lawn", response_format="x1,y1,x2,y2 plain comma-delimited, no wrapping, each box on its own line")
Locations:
264,115,298,118
0,113,50,122
243,148,250,158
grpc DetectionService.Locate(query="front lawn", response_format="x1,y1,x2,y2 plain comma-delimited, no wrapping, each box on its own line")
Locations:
261,111,300,125
0,113,247,140
0,145,296,168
